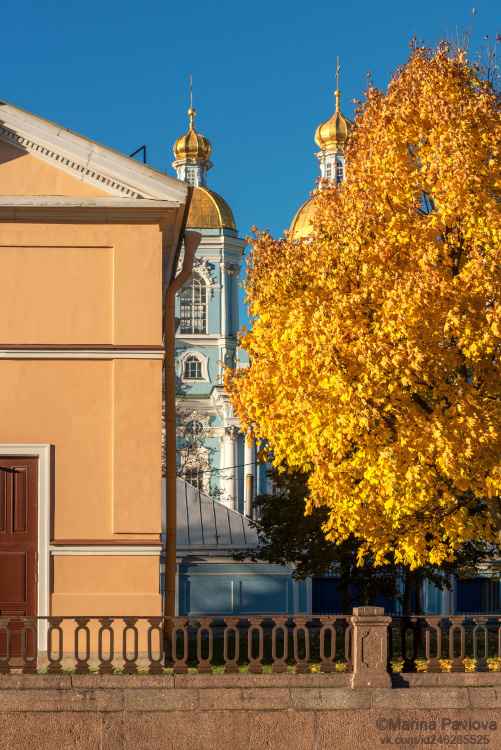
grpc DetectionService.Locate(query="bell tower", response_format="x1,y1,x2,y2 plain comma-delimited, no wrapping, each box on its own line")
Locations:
172,96,263,514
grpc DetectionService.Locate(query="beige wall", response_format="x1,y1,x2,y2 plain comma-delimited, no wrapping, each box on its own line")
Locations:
0,358,162,539
52,556,161,615
0,142,174,618
0,223,163,345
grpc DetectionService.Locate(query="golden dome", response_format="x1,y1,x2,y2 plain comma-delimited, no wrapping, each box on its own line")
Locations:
173,108,212,161
187,187,236,230
314,90,354,151
289,195,318,238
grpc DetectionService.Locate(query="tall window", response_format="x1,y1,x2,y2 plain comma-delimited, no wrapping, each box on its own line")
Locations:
336,160,344,184
180,273,207,334
186,168,196,186
184,467,204,491
184,355,202,379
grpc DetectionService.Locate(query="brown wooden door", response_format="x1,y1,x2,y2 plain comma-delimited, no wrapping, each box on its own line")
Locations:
0,457,38,657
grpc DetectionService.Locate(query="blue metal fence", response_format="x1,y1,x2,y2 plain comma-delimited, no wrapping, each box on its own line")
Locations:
455,577,500,615
311,575,412,616
313,574,501,616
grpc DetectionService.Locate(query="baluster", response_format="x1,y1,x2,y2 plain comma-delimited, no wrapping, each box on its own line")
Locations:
271,617,288,674
122,617,139,674
0,618,11,674
473,617,489,673
172,621,189,674
319,616,337,673
47,617,64,674
223,617,240,674
21,617,38,674
196,618,214,674
147,617,164,675
293,616,310,674
247,618,264,674
74,617,91,674
449,618,466,673
344,620,353,673
424,617,442,673
401,617,418,673
98,617,115,675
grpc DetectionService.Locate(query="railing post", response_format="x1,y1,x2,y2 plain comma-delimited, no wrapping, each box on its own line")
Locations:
351,606,391,689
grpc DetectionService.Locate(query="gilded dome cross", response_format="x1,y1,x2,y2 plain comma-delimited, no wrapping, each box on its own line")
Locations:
335,56,341,112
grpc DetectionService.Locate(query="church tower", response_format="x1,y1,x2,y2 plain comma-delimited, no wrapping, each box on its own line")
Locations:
172,105,263,514
290,60,354,238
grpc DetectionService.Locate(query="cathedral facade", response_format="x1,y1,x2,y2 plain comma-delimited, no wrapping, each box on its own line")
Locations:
172,106,268,514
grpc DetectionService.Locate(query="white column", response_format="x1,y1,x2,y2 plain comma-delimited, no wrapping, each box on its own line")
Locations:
220,426,238,510
230,263,240,337
220,262,229,337
244,436,256,517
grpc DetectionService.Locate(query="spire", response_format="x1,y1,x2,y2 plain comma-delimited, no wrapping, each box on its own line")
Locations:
173,76,212,187
313,59,355,185
314,58,354,153
334,56,341,112
188,75,196,130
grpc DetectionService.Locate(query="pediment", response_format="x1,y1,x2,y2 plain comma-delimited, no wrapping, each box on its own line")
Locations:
0,140,110,197
0,99,188,204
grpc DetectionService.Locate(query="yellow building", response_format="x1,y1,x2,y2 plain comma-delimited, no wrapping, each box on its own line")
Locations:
0,99,192,662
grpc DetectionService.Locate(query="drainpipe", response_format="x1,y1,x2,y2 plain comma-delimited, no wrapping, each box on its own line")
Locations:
164,230,202,622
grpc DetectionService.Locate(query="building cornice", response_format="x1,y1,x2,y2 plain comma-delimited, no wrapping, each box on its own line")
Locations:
176,335,239,346
0,196,179,222
50,538,162,545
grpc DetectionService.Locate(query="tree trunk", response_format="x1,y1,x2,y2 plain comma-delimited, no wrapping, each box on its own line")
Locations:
414,582,422,617
339,569,352,615
485,496,501,542
402,571,413,616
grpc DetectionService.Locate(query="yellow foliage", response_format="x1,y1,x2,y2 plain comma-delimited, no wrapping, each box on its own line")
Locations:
223,42,501,568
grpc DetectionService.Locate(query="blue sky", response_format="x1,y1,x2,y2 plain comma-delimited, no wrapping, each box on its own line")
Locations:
1,0,499,320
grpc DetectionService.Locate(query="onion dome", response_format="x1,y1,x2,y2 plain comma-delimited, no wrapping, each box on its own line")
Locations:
173,108,212,161
187,187,236,231
289,195,318,238
314,89,354,151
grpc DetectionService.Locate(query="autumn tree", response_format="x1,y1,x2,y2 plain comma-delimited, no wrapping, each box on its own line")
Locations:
224,37,501,569
234,466,401,614
238,467,494,615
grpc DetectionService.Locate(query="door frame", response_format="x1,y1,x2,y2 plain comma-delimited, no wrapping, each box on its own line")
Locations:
0,444,51,650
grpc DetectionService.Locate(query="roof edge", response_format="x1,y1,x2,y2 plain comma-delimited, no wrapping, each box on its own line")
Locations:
0,99,190,204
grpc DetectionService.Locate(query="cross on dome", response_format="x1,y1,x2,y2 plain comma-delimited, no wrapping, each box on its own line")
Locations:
314,57,354,152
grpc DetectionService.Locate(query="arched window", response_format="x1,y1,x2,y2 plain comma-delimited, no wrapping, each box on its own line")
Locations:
184,355,202,379
336,160,344,184
180,273,207,334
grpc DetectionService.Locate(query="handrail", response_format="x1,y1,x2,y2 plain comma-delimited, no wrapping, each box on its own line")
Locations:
1,613,500,675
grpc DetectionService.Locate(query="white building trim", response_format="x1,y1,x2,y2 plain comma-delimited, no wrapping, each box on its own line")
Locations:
50,545,161,556
0,349,165,360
